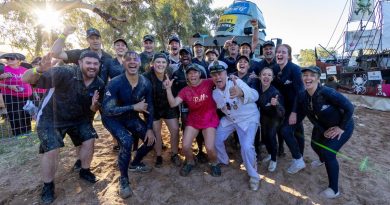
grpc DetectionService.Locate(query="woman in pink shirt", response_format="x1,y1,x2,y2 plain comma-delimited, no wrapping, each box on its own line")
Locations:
164,64,221,177
0,53,33,136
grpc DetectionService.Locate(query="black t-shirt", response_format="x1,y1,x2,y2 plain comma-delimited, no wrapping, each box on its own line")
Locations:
101,58,125,84
35,66,105,127
143,71,167,109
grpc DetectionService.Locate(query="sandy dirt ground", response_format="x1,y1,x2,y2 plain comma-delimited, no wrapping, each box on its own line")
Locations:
0,106,389,205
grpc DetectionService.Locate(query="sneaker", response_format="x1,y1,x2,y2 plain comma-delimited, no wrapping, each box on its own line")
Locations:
170,154,182,167
196,151,208,164
268,160,277,172
73,159,81,172
129,162,153,173
180,163,194,177
79,168,98,183
311,160,324,168
287,157,306,174
249,177,260,191
209,164,221,177
41,182,55,204
320,187,340,199
118,177,133,199
155,156,163,168
262,154,271,163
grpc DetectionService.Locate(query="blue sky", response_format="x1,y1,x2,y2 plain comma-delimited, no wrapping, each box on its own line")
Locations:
212,0,349,56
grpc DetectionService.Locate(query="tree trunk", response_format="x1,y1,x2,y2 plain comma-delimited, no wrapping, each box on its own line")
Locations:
34,26,43,57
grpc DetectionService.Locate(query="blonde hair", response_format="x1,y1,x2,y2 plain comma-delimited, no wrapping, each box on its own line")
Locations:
276,44,292,61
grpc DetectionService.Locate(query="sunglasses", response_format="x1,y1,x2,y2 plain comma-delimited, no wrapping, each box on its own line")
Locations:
6,57,16,61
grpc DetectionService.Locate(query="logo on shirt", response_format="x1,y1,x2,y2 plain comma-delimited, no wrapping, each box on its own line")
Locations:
321,105,330,111
105,91,111,96
193,94,208,104
284,80,292,85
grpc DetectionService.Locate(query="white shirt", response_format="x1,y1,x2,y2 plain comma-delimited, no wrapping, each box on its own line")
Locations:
212,77,260,131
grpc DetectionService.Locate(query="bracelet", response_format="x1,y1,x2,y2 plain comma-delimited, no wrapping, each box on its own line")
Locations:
58,33,67,40
32,67,42,75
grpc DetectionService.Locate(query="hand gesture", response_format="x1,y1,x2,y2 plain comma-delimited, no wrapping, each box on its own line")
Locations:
223,39,232,49
163,74,174,89
288,112,297,125
271,95,279,106
133,99,149,114
63,25,76,36
0,72,13,80
37,53,53,73
145,130,156,146
229,78,243,99
91,90,100,107
324,126,344,140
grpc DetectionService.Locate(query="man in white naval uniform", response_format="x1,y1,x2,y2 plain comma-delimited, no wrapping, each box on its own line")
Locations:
210,61,260,191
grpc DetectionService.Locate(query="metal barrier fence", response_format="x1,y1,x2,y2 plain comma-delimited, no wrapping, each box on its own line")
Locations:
0,88,42,140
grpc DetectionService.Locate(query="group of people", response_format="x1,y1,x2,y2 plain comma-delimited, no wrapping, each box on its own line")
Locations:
15,21,354,204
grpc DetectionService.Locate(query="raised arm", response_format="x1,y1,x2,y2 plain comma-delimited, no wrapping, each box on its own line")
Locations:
163,74,183,108
251,19,259,51
22,53,53,85
50,26,76,60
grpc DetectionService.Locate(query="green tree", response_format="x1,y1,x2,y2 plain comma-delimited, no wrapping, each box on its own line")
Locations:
297,49,316,67
0,0,221,60
317,47,337,59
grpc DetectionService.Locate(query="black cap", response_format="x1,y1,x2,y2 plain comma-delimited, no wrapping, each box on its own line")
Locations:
179,46,192,56
143,34,155,42
263,40,275,47
0,53,25,61
114,38,128,48
79,50,100,60
152,52,168,62
205,49,217,56
86,28,101,38
236,55,250,63
301,66,321,74
240,41,251,48
209,61,227,74
231,39,238,45
185,63,202,73
168,35,180,44
193,40,203,47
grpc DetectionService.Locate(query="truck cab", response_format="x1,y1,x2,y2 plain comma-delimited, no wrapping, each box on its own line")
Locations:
190,0,277,59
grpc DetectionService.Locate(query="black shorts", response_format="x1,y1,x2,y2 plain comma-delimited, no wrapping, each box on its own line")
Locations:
153,107,179,121
37,122,98,153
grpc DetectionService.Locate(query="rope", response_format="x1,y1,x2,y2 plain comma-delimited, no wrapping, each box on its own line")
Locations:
326,0,350,48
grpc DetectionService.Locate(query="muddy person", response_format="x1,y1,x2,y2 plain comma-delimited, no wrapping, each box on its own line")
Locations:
22,51,105,204
102,51,155,199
